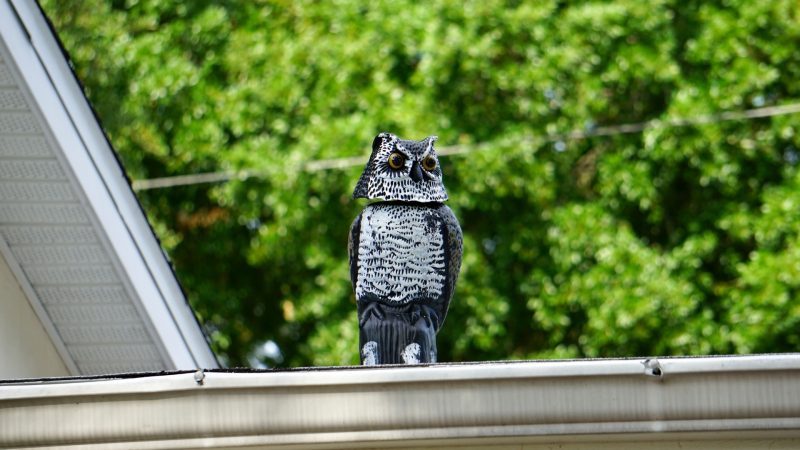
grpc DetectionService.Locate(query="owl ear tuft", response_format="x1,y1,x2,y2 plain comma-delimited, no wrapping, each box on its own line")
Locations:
425,135,438,153
372,134,384,152
373,132,397,152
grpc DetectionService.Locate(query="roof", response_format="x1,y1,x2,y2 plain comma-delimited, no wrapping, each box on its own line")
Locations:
1,355,799,448
0,0,217,374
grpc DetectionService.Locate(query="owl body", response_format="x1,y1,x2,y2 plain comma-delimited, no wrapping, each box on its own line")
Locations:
354,202,450,305
350,133,462,365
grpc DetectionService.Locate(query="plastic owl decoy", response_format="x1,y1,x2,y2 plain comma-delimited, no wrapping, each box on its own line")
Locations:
349,132,462,365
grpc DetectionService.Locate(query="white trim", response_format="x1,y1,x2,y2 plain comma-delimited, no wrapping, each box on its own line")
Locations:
0,2,81,376
2,0,217,369
3,354,799,396
1,356,799,449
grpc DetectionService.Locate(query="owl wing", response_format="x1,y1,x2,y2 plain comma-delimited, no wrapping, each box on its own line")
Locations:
348,211,363,292
436,204,463,329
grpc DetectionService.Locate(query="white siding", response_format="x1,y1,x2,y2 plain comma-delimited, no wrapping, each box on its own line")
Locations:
0,253,68,378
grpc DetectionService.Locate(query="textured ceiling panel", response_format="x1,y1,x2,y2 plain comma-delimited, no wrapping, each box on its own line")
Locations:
58,324,152,345
0,203,89,224
0,88,27,111
0,225,98,245
0,62,14,86
0,111,40,133
77,361,166,374
35,285,130,304
12,245,109,265
0,136,53,157
0,181,77,202
69,344,163,362
23,265,119,285
44,304,141,324
0,160,66,180
0,61,16,87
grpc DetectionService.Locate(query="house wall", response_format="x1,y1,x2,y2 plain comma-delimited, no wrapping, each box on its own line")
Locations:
0,254,69,378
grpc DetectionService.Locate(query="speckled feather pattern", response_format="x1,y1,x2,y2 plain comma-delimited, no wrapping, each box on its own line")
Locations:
356,203,447,304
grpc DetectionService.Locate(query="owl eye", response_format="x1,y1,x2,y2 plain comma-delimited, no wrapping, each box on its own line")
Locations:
387,152,405,170
422,155,437,171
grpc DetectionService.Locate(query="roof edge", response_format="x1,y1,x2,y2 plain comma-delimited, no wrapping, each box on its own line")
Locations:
1,356,799,448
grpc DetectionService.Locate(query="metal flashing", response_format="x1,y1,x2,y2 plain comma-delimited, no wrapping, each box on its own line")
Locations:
1,355,799,449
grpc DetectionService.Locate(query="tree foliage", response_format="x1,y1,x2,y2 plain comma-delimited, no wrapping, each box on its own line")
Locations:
40,0,800,367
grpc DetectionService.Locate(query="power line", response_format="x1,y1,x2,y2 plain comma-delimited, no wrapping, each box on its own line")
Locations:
131,102,800,191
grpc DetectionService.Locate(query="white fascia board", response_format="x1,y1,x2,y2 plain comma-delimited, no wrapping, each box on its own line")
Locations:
3,0,217,369
1,356,800,449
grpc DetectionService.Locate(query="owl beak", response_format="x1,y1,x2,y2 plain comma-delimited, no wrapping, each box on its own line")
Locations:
410,161,424,183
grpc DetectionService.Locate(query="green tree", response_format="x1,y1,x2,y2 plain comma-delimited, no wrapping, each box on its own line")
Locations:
41,0,800,367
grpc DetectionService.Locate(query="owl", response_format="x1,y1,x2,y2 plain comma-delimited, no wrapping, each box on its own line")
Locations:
349,132,462,365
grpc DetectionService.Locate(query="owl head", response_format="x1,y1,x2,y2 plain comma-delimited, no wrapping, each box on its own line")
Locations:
353,132,448,202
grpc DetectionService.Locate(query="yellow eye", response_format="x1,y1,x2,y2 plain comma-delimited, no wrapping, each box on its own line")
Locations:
422,155,437,171
388,152,405,170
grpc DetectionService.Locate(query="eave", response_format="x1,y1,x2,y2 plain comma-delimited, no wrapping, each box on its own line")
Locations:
1,355,799,449
0,0,217,374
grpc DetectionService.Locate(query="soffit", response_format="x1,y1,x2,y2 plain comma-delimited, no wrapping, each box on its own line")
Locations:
0,43,170,374
0,0,225,375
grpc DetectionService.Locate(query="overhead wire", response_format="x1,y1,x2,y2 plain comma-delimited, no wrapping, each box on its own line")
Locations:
131,102,800,191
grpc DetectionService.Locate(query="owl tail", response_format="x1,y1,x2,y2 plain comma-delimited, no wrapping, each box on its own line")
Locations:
358,302,438,365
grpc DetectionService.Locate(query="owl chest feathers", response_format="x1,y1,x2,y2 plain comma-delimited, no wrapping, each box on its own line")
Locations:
354,203,448,304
